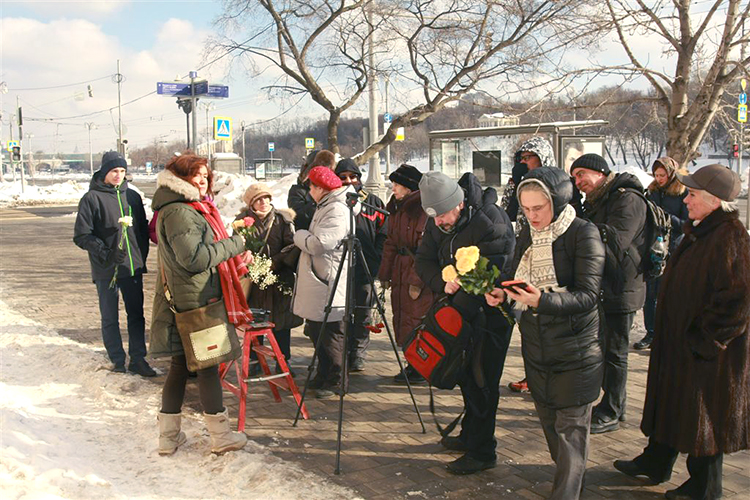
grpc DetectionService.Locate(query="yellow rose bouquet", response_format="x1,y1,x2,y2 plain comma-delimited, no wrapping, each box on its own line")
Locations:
442,245,500,295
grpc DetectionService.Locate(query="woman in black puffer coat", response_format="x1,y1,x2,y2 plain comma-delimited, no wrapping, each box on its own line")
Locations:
634,156,690,350
486,167,605,500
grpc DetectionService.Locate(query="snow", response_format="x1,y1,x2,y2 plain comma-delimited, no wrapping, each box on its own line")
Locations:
614,165,655,188
0,300,358,500
0,179,88,208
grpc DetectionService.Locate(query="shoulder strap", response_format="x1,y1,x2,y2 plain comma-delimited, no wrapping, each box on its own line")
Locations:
159,260,178,313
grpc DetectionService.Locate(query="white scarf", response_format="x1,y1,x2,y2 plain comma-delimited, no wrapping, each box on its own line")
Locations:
513,204,576,310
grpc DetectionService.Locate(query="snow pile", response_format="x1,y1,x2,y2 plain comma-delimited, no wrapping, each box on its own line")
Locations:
616,165,654,188
212,171,297,225
0,300,357,500
0,179,88,208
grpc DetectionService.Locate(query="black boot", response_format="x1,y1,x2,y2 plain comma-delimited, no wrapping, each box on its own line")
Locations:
446,454,497,475
634,333,654,350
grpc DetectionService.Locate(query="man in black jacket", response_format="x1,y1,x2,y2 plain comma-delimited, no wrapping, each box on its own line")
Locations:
571,154,647,434
335,158,388,371
415,171,515,474
74,151,154,376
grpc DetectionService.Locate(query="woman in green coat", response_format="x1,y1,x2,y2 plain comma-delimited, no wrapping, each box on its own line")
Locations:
151,153,251,456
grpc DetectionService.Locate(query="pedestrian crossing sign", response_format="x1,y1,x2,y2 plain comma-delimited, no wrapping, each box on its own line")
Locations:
6,140,19,151
214,117,232,141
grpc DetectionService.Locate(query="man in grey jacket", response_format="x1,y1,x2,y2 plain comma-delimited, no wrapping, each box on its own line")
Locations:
293,166,351,399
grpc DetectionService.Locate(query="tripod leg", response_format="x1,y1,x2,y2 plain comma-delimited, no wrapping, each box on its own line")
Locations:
355,241,426,433
293,247,349,426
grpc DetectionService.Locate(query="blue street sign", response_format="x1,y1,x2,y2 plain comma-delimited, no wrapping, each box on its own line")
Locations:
383,112,393,123
156,81,208,96
740,93,748,105
268,142,275,152
214,117,232,140
205,85,229,99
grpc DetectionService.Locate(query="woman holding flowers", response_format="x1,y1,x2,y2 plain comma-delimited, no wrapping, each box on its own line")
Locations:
236,182,301,373
485,167,605,500
150,153,252,455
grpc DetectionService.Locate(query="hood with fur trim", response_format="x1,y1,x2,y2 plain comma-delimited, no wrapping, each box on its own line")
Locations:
152,169,201,211
517,136,556,169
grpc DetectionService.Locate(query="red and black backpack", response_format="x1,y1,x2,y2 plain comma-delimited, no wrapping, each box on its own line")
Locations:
403,296,474,390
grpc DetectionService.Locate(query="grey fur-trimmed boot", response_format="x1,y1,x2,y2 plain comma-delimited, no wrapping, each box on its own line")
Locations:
158,412,187,456
204,409,247,454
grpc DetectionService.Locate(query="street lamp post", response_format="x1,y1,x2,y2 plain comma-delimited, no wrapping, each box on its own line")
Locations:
241,120,246,175
202,101,215,161
85,122,96,174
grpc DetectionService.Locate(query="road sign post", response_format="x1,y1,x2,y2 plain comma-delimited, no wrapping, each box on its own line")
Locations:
740,78,748,228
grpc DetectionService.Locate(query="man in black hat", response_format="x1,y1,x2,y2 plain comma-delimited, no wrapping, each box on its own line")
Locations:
571,153,648,433
74,151,154,376
334,158,388,372
613,164,750,500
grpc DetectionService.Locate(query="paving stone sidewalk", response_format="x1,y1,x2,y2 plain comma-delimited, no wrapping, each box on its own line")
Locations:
1,207,748,499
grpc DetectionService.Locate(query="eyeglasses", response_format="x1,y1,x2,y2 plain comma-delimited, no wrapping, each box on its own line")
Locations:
520,154,537,161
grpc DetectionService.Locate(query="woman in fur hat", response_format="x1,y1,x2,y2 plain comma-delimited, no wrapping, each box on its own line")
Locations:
635,157,690,350
237,183,302,373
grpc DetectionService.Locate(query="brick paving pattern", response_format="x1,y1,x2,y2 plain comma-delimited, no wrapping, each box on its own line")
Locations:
1,206,748,499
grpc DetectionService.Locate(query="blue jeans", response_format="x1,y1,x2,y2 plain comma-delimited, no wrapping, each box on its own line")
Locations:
94,274,147,366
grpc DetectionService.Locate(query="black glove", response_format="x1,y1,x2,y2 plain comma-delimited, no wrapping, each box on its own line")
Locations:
113,248,128,265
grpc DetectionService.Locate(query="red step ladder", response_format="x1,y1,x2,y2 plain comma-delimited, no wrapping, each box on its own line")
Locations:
219,322,309,431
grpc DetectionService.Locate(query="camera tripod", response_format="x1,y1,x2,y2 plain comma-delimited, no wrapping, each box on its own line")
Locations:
293,190,426,474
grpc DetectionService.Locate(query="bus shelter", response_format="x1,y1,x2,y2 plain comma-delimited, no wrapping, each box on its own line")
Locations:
428,120,608,186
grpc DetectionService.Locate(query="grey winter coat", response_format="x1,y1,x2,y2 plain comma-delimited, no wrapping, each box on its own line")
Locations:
73,173,149,281
292,186,354,322
149,170,245,358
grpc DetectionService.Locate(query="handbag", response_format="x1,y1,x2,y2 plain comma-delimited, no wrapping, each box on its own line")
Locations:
160,264,242,372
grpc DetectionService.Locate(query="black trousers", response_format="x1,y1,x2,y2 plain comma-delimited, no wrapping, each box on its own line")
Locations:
348,282,374,360
94,274,147,366
305,320,346,387
596,311,635,420
161,354,224,415
458,323,512,462
634,437,723,499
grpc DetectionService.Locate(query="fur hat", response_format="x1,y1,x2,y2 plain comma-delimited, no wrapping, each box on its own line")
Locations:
308,166,342,191
571,153,611,176
389,164,422,192
677,164,741,202
419,171,464,217
99,151,127,177
243,182,272,207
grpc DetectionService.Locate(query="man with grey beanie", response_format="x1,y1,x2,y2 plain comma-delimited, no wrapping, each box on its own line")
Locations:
414,171,515,474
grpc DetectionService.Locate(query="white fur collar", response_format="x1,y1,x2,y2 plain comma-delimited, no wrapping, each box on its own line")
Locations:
156,169,200,201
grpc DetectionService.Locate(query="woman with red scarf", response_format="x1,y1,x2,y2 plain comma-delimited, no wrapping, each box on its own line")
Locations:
150,153,253,455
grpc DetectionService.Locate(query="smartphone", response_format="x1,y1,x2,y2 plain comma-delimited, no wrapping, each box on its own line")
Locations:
501,280,531,292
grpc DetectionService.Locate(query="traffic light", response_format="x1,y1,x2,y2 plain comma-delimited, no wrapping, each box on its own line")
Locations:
733,144,739,158
11,146,21,161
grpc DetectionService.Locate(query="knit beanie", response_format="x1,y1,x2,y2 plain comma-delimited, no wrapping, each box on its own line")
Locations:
389,164,422,192
308,166,343,191
100,151,127,177
243,182,272,207
570,153,611,176
419,171,464,217
517,136,556,168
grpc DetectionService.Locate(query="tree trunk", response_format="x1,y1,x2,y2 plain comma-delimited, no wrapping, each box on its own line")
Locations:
326,112,341,154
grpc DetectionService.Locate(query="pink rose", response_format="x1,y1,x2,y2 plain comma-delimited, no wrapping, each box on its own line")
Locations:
243,216,255,227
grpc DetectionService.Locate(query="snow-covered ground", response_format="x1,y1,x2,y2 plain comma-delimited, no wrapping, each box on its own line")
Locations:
0,300,357,500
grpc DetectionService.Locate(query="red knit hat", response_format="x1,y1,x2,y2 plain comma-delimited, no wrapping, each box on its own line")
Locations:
308,166,342,191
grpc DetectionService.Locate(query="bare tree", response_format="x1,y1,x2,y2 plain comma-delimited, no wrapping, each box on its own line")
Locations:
598,0,749,165
213,0,594,163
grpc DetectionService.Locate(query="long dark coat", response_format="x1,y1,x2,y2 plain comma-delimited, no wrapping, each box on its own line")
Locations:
378,190,434,345
641,209,750,456
235,206,302,331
